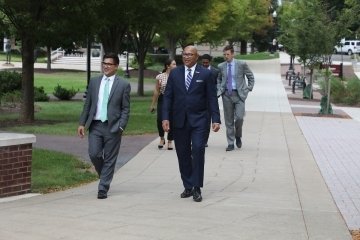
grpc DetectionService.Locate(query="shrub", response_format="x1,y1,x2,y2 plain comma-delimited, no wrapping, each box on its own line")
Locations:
147,54,170,65
329,77,346,103
0,90,21,108
318,77,345,103
0,71,22,97
344,78,360,105
34,86,50,102
212,56,224,66
53,84,78,100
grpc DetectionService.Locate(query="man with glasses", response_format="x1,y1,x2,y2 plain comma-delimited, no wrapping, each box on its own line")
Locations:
162,45,221,202
78,53,131,199
217,45,255,151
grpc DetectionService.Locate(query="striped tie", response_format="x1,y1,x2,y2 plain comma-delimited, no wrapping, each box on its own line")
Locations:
100,78,110,122
185,68,192,90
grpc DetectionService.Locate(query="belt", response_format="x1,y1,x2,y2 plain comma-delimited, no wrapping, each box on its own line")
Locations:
93,120,108,123
225,89,237,91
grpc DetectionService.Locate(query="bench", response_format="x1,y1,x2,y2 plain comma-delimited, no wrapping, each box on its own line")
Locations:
291,73,306,93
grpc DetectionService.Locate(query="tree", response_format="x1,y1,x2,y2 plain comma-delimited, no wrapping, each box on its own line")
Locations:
279,0,338,112
215,0,273,54
339,0,360,37
0,0,99,122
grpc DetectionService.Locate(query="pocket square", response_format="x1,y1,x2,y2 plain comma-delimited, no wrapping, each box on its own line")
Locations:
196,79,204,82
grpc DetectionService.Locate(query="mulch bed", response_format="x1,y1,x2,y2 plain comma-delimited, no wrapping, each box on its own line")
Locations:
293,112,352,119
352,230,360,240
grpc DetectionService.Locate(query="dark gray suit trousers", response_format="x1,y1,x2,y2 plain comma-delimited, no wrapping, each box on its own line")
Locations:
88,120,121,192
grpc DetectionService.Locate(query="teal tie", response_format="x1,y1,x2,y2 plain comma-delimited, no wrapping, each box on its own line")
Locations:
100,78,110,122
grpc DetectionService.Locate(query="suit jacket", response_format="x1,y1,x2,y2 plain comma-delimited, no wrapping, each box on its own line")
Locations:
217,59,255,101
79,75,131,134
162,64,220,128
209,66,220,85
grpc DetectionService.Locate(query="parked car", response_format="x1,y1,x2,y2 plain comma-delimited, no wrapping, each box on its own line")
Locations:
334,40,360,55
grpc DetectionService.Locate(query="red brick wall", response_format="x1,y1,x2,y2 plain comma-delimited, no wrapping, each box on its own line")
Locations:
0,143,32,198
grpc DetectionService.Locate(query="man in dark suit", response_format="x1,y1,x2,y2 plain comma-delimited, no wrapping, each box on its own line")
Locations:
201,54,220,147
77,52,131,199
217,45,255,151
162,45,221,202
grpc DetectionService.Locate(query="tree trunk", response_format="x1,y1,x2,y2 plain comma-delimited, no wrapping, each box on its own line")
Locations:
21,36,35,123
46,45,51,70
166,36,178,60
100,26,127,54
325,66,331,113
309,68,313,99
240,40,247,55
137,49,146,96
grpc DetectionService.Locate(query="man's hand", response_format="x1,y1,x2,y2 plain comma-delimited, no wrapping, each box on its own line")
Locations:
162,120,170,132
212,123,220,132
77,126,85,138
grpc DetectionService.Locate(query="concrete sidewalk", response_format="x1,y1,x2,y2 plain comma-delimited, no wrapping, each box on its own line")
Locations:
0,58,353,239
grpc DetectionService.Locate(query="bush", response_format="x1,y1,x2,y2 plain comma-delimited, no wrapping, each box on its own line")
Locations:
344,78,360,105
53,84,78,100
0,90,21,108
0,71,22,97
212,56,224,66
34,86,50,102
147,54,170,65
329,77,346,103
318,77,345,103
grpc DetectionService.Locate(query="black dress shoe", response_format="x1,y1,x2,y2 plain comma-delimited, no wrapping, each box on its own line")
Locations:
226,144,234,151
97,190,107,199
236,137,242,148
180,188,193,198
192,187,202,202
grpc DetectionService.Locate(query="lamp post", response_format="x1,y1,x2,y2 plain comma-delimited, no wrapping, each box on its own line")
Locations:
124,35,130,78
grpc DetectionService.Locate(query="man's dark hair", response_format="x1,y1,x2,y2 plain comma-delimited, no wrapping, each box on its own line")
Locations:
103,52,119,65
201,54,212,61
223,45,234,53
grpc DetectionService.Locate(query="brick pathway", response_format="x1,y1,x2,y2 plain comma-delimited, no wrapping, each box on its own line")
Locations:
296,116,360,230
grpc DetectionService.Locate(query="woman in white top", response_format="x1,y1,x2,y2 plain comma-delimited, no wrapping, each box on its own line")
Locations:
150,58,177,149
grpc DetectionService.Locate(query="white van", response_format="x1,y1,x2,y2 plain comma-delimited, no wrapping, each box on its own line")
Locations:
334,40,360,55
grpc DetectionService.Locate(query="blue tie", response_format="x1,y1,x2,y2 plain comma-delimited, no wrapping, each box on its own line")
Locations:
227,64,232,95
185,68,192,90
100,78,110,122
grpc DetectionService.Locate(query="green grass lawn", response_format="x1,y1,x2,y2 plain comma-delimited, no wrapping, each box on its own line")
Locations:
236,51,279,60
32,148,97,193
0,95,157,135
0,52,22,62
35,72,89,93
34,71,155,94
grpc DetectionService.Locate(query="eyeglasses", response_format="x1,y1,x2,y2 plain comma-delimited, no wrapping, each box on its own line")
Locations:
102,62,117,66
182,53,195,58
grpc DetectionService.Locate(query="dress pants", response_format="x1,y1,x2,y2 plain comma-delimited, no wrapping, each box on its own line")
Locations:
173,119,207,189
222,91,245,145
157,95,173,140
88,121,121,192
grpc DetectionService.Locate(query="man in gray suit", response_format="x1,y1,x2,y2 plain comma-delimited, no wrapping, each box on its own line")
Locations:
77,52,131,199
217,45,254,151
